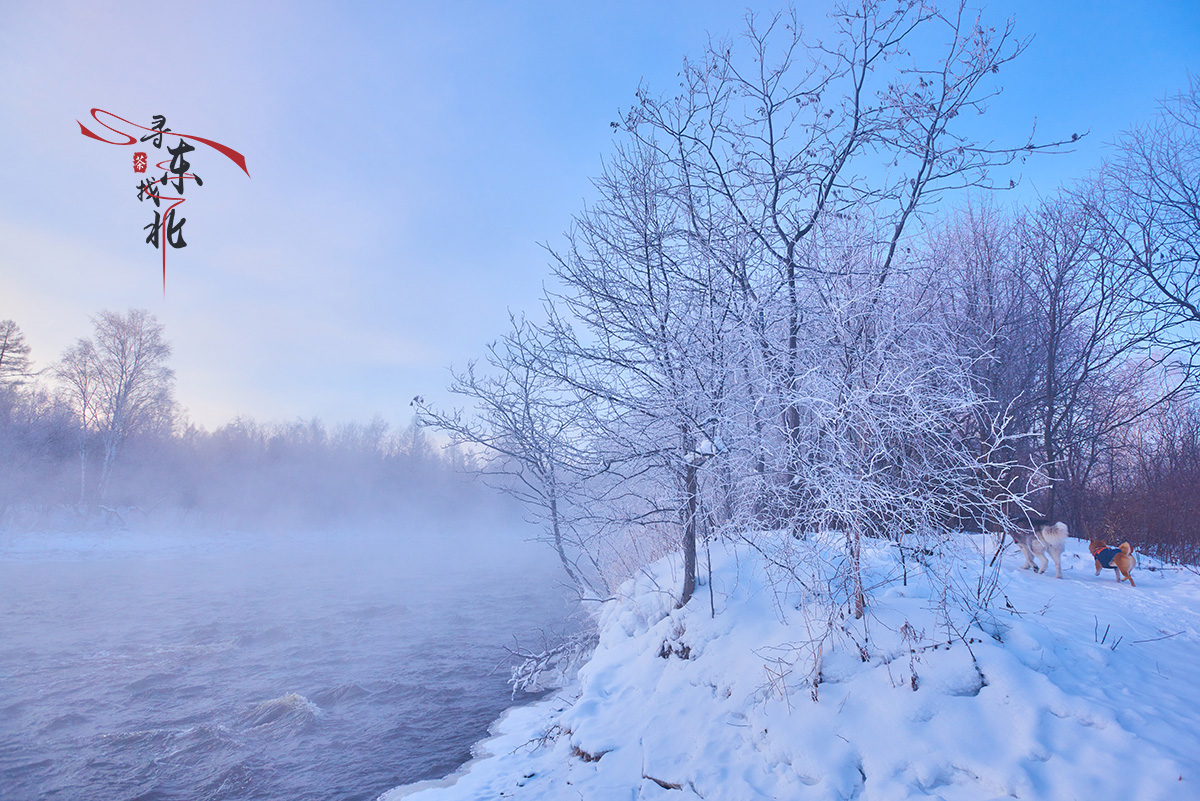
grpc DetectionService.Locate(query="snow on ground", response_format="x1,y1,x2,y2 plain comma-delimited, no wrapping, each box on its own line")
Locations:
382,535,1200,801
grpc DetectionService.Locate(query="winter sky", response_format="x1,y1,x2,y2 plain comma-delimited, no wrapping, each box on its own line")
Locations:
0,0,1196,430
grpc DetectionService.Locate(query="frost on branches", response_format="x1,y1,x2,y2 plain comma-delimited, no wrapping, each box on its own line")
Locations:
420,0,1077,636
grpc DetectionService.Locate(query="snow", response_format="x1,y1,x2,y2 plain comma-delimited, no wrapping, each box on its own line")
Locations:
381,535,1200,800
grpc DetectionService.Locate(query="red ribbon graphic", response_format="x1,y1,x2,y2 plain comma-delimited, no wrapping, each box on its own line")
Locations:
78,108,250,176
78,108,250,294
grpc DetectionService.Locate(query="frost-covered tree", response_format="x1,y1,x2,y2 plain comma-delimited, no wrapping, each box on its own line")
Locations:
55,309,175,504
543,141,738,607
432,2,1078,616
616,0,1075,503
416,316,611,598
0,320,32,389
544,0,1070,612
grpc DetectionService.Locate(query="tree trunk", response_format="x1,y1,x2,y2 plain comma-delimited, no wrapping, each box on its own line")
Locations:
77,439,87,507
679,460,699,608
97,435,118,503
549,494,585,595
850,526,865,619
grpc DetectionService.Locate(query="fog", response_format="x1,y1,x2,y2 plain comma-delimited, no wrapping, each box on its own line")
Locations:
0,408,579,801
0,373,494,531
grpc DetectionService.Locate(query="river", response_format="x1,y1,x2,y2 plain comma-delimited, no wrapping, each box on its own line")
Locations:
0,521,573,801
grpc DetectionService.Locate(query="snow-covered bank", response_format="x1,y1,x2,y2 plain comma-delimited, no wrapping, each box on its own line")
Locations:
382,535,1200,800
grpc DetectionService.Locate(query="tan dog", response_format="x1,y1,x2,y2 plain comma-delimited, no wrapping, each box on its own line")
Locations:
1089,539,1137,587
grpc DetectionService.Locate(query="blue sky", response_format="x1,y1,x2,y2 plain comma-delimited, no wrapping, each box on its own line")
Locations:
0,0,1196,429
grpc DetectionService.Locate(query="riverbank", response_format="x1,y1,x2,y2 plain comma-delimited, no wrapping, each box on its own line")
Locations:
383,534,1200,800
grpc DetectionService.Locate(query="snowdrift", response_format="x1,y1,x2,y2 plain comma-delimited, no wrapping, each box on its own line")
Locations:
383,535,1200,800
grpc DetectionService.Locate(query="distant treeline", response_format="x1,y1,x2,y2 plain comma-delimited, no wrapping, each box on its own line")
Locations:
0,312,476,531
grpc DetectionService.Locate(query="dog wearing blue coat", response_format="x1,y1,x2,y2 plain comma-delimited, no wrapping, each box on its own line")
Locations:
1089,538,1137,587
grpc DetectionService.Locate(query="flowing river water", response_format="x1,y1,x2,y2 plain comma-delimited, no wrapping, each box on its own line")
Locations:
0,522,573,801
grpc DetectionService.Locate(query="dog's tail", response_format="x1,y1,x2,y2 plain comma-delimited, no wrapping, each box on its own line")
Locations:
1121,542,1137,570
1041,521,1068,542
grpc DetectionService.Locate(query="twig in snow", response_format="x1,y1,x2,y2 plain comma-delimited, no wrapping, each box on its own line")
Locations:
643,775,682,790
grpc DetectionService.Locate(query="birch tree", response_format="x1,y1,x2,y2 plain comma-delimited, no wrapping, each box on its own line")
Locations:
55,309,175,504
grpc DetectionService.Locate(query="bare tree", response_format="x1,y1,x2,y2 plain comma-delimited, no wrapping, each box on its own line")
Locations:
1115,395,1200,562
929,202,1043,506
56,339,99,505
1014,196,1170,528
0,320,33,389
1092,80,1200,378
426,2,1076,616
619,0,1076,499
55,309,175,504
931,195,1174,534
542,137,741,608
416,316,611,598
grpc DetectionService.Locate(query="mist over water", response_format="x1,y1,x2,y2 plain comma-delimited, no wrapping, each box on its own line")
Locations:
0,511,575,801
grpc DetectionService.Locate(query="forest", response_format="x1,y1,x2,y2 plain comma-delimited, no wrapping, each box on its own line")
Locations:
0,309,473,531
415,3,1200,618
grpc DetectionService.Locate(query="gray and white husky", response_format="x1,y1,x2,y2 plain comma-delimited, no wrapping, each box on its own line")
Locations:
1011,519,1068,579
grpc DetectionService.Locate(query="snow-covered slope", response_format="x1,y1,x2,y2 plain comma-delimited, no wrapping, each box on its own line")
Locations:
382,536,1200,800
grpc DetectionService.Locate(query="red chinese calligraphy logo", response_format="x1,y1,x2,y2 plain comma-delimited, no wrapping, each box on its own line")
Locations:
77,108,250,295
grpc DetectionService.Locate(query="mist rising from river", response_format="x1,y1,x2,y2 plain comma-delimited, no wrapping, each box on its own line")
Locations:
0,514,574,801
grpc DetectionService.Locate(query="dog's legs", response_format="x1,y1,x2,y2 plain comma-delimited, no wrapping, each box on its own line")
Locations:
1051,549,1062,579
1019,546,1034,570
1127,570,1136,588
1095,560,1102,577
1037,552,1049,575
